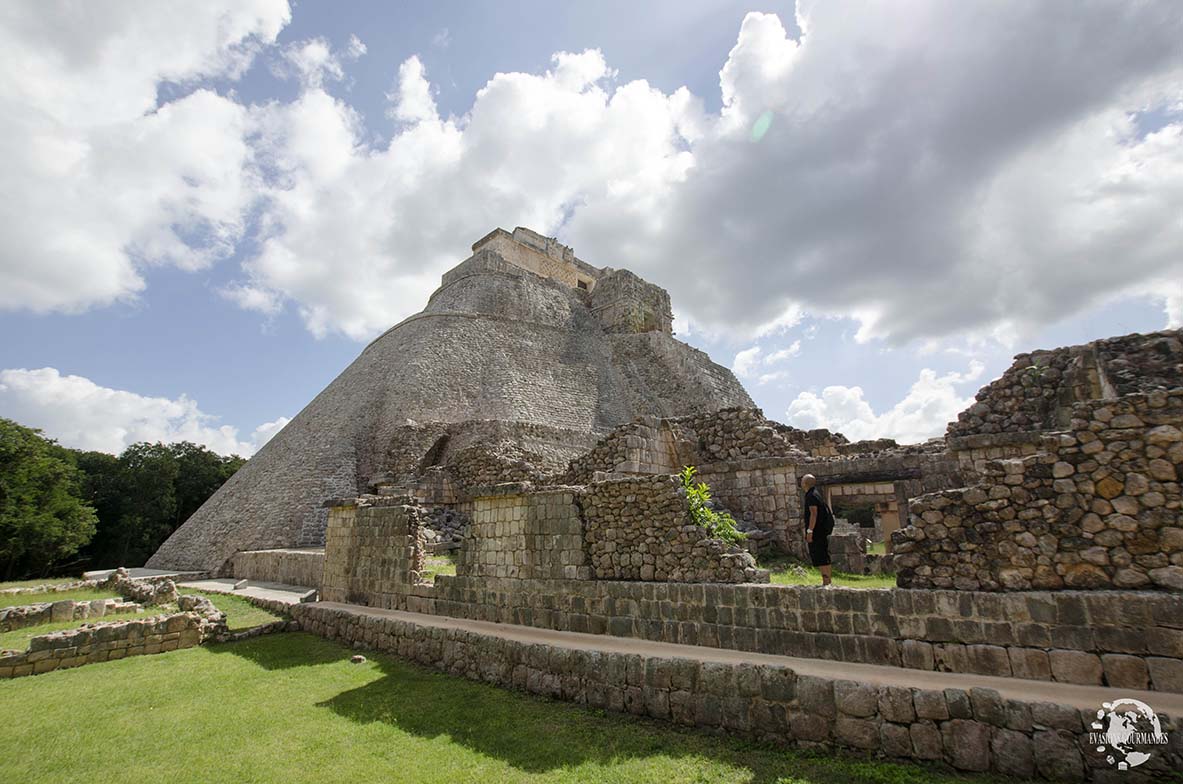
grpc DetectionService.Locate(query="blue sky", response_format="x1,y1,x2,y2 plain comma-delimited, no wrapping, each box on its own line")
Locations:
0,1,1180,455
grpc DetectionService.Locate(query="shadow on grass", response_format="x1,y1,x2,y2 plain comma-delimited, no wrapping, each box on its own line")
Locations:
205,631,346,670
305,642,1000,784
208,633,1002,783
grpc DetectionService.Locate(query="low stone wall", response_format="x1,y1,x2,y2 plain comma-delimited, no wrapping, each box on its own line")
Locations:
408,577,1183,693
231,548,325,589
582,475,765,583
0,598,141,632
829,533,866,574
0,596,225,678
293,602,1180,782
896,391,1183,592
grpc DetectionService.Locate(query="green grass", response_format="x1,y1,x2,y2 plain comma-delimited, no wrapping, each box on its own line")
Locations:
0,632,1006,784
179,589,283,632
868,541,887,555
758,556,898,589
0,577,84,590
0,609,148,651
421,553,457,582
0,588,119,608
0,591,281,651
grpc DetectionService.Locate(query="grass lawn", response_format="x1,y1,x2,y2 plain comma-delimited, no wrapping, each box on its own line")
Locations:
181,589,283,631
0,588,119,609
421,553,457,582
0,632,1005,784
0,591,281,651
0,577,85,590
0,610,147,652
868,541,887,555
758,556,898,589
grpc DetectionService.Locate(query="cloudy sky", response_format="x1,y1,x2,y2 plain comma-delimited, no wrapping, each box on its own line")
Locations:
1,0,1180,456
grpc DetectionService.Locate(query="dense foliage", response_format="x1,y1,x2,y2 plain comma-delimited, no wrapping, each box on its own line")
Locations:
678,465,745,544
0,418,245,578
76,442,246,568
0,419,97,580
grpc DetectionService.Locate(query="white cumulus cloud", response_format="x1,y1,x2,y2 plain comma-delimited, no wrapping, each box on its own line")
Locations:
785,362,985,443
0,0,291,315
0,367,287,457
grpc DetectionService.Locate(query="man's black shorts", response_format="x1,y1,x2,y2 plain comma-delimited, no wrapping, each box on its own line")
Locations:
808,528,831,567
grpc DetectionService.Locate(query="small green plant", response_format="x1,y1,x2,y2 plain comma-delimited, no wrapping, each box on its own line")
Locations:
679,466,746,544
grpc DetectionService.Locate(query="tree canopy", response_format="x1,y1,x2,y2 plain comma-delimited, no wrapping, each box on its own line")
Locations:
76,442,246,569
0,417,246,579
0,418,97,580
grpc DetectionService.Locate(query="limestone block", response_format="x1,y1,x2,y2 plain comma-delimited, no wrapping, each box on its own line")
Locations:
941,719,991,771
1048,649,1103,685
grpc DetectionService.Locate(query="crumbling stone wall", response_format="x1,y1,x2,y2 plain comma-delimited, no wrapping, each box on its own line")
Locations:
294,601,1180,782
697,459,800,552
0,598,141,633
677,408,805,461
949,329,1182,440
562,417,696,483
320,499,427,608
589,268,673,334
0,597,225,678
582,476,766,583
456,485,589,580
896,391,1183,592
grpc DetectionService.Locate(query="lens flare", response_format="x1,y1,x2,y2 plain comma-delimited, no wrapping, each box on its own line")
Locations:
751,110,773,141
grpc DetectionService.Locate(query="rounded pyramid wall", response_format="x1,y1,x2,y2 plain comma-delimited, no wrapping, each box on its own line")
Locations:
147,250,754,572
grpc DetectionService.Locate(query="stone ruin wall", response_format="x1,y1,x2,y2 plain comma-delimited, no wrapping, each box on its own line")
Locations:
589,268,674,334
230,548,325,589
456,486,589,581
896,390,1183,592
294,599,1182,782
948,329,1183,479
556,406,963,557
377,573,1183,693
320,475,764,608
582,476,766,583
320,499,427,608
305,497,1183,693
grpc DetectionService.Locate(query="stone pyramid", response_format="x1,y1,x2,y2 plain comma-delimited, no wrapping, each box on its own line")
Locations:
148,228,754,571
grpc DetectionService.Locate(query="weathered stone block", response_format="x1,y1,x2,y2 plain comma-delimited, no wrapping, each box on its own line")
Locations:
941,719,991,771
1033,729,1083,781
1048,649,1103,685
834,680,877,717
834,716,880,749
990,727,1035,778
877,685,915,724
913,689,950,721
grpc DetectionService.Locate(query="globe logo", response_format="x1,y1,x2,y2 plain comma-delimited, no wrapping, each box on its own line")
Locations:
1089,698,1169,770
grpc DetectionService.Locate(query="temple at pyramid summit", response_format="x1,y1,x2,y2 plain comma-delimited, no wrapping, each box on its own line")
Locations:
148,227,757,571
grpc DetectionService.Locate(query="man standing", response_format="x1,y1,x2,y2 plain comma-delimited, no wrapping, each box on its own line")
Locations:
801,474,834,586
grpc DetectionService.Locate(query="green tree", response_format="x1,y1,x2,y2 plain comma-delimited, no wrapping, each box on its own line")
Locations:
77,441,246,568
0,419,97,580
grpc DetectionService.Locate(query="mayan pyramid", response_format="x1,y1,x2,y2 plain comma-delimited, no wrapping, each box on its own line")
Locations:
148,228,755,572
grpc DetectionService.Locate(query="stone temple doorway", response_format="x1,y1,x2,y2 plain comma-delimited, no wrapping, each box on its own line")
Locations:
821,480,908,554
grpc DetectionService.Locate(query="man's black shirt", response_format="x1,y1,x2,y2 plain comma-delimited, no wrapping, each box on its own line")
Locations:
803,487,834,534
